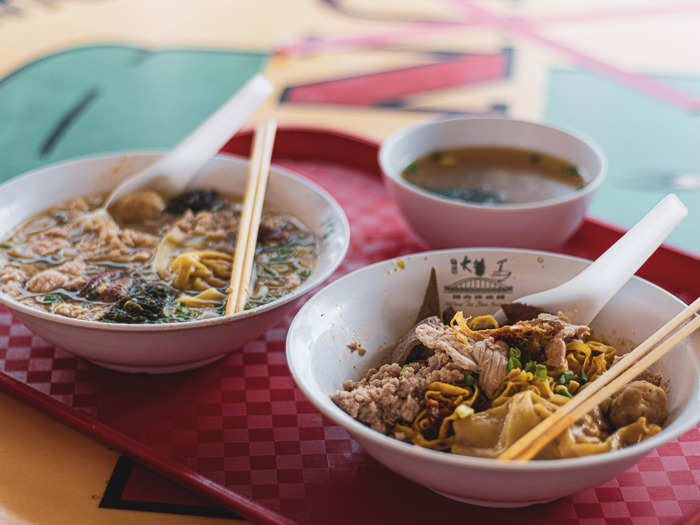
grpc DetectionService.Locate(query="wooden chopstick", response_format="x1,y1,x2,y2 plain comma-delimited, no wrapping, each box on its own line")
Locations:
226,120,277,315
499,297,700,461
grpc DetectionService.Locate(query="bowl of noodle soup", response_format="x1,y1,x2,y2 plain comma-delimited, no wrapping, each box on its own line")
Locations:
0,152,349,373
286,248,700,506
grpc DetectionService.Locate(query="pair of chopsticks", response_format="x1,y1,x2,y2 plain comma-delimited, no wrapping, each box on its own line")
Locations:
225,120,277,315
499,297,700,461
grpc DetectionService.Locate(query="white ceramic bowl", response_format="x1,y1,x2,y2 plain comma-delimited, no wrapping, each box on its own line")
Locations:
0,152,349,373
379,118,606,250
287,249,700,507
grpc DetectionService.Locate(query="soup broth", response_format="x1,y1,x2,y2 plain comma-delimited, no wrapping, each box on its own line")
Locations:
0,189,318,323
402,146,586,205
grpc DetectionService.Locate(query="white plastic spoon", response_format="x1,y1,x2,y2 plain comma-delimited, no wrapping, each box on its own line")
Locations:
495,194,688,325
100,74,273,212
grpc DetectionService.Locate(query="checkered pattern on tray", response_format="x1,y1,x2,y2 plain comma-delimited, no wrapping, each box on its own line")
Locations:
1,159,698,525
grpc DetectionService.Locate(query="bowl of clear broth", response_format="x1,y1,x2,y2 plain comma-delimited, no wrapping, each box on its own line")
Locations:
0,152,349,373
379,118,606,249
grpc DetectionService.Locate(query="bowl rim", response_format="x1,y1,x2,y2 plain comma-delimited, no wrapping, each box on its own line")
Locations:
378,116,608,211
0,150,351,332
286,247,700,471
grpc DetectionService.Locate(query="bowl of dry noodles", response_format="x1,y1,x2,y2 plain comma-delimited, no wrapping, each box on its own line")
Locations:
0,152,349,373
286,248,700,507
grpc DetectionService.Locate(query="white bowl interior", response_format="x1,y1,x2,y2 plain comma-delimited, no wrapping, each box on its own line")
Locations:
288,249,700,468
0,151,350,329
379,118,605,204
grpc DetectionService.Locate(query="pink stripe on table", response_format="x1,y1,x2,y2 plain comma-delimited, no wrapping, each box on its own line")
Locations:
450,0,700,112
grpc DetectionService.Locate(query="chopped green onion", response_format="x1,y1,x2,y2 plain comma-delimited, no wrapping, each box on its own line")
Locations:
464,374,475,387
278,247,293,255
509,347,521,359
564,370,575,382
565,166,581,176
0,243,11,249
403,161,418,174
400,364,411,377
524,361,536,373
579,369,589,384
535,364,548,381
298,269,311,279
557,373,567,385
454,404,474,419
507,355,522,372
257,263,279,277
555,385,573,398
269,256,291,263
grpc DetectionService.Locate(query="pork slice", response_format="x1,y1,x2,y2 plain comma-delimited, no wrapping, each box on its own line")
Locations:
96,277,133,302
544,337,567,368
415,321,478,372
479,313,589,368
486,313,589,342
471,338,508,398
390,316,441,363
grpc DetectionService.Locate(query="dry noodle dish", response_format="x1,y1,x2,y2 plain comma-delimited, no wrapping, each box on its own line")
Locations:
0,189,317,323
332,271,668,460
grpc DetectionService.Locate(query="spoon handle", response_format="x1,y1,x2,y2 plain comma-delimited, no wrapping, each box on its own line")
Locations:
514,194,688,324
104,74,273,208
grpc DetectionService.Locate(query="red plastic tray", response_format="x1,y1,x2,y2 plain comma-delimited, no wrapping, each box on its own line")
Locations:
0,128,698,525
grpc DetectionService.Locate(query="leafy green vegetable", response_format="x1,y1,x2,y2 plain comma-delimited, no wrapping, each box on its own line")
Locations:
40,293,67,304
509,347,521,359
101,282,173,324
173,303,195,321
535,364,548,382
0,243,11,249
403,161,418,174
430,151,443,163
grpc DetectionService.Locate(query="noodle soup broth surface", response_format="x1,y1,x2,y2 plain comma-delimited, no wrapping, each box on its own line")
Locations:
0,189,318,323
402,146,586,205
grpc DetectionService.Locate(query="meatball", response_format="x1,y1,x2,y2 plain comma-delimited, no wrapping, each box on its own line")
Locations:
111,190,165,223
609,380,667,428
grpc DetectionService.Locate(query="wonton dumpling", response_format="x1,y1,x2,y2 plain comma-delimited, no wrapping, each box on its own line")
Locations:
452,390,662,459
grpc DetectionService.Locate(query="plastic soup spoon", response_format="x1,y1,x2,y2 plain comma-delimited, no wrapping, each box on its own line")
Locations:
95,74,273,216
494,194,688,326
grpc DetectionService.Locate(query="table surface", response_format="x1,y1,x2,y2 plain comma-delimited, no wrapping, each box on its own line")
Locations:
0,1,698,523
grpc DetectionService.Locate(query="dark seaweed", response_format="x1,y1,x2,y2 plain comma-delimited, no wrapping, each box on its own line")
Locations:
428,187,506,204
101,281,174,323
165,189,220,214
